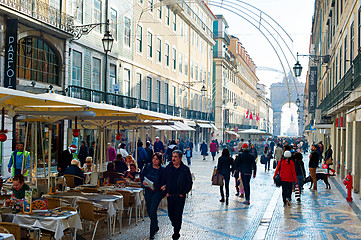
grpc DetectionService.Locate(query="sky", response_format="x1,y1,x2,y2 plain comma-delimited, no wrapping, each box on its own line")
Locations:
209,0,315,91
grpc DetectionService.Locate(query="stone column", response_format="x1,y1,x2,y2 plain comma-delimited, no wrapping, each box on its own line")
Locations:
150,127,155,143
140,127,146,145
335,121,341,174
345,121,353,174
340,127,346,179
352,120,361,193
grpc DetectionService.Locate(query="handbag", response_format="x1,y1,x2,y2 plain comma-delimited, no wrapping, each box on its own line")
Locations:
325,157,333,165
273,160,277,169
260,155,266,164
274,160,282,187
322,164,328,169
211,167,224,186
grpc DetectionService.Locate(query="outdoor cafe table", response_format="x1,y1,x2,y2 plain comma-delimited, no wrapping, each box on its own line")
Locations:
11,210,81,240
0,233,15,240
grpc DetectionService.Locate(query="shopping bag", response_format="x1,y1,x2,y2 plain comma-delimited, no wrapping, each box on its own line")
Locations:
260,155,266,164
322,164,328,169
211,167,224,186
273,160,277,169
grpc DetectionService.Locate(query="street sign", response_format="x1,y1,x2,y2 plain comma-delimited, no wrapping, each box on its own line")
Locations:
113,83,119,92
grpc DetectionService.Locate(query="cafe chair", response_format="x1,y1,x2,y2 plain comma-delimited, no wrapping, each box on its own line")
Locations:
59,206,77,211
67,189,81,193
0,226,10,234
78,200,107,240
64,175,84,189
106,192,123,232
81,188,100,193
116,190,136,225
0,222,21,240
47,198,60,209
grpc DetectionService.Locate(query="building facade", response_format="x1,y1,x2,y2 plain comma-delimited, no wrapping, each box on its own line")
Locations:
305,0,361,194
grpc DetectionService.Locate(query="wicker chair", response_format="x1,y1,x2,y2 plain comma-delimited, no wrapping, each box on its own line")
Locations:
81,188,100,193
77,201,107,240
59,206,77,211
67,189,81,193
47,198,60,210
116,190,136,225
64,175,84,188
0,226,10,234
106,192,123,232
0,222,21,240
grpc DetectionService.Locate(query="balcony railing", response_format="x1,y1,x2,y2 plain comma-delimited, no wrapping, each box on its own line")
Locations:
67,85,214,121
318,53,361,113
1,0,74,33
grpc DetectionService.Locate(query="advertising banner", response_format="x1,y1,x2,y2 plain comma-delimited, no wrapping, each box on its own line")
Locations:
4,19,18,89
308,66,318,113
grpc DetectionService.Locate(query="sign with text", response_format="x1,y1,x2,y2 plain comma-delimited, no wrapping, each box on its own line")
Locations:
4,19,18,89
224,109,229,125
308,66,317,113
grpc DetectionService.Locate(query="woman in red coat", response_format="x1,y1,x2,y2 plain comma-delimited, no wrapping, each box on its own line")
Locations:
273,150,298,206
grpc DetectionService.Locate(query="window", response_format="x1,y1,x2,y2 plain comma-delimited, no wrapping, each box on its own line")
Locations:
148,0,153,12
172,48,176,69
147,31,153,58
109,64,116,92
72,50,82,86
351,22,354,62
173,11,177,31
165,83,169,105
339,46,342,80
166,6,170,25
92,57,101,90
157,38,162,62
179,53,183,73
156,80,161,103
165,43,170,66
123,69,130,96
173,86,176,106
18,37,60,85
136,73,142,99
344,35,348,71
185,56,188,75
190,60,193,78
200,68,202,83
94,0,101,31
195,63,198,80
110,9,117,40
124,17,131,47
76,0,83,23
136,25,142,52
180,18,183,37
157,3,162,19
359,7,361,49
146,77,152,101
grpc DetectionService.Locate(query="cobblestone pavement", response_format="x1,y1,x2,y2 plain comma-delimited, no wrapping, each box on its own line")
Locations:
88,151,361,240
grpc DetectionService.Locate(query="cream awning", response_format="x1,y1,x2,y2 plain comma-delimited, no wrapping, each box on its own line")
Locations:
225,130,240,137
210,123,219,131
152,125,175,131
183,120,197,127
197,123,212,128
172,122,196,131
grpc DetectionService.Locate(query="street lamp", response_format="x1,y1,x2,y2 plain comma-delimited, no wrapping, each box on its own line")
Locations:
295,98,301,107
102,22,114,103
200,85,207,97
102,30,114,53
293,53,302,77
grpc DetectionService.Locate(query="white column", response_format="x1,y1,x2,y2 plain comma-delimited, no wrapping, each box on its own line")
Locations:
345,121,353,174
340,127,346,180
352,121,361,193
335,125,341,174
140,127,146,145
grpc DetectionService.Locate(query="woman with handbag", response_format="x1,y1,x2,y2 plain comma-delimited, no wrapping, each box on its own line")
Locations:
217,148,234,205
324,145,335,174
273,151,298,206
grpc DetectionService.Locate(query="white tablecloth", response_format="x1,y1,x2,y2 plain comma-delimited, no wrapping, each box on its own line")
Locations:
12,211,82,240
0,233,15,240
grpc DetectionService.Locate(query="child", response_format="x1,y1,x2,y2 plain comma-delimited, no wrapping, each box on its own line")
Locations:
185,146,192,166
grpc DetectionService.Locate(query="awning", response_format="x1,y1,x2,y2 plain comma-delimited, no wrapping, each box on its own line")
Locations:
210,123,219,131
184,120,196,127
314,124,332,129
152,125,175,131
225,130,240,137
239,129,272,135
197,123,212,128
172,122,196,131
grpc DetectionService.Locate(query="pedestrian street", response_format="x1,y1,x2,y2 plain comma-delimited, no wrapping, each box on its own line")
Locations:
113,152,361,240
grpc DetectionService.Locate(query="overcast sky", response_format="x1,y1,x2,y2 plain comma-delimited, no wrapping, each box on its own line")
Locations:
209,0,315,91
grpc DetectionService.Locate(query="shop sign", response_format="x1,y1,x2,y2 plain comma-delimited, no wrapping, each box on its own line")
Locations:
4,19,18,89
308,66,317,113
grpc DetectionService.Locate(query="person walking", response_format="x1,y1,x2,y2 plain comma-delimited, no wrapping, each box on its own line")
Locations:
185,146,192,166
166,140,178,164
78,141,88,166
324,145,335,174
133,141,148,171
264,146,272,171
154,137,165,154
200,141,208,160
145,141,154,165
250,144,258,161
58,145,77,176
210,140,217,161
107,143,116,162
161,150,193,240
274,143,283,165
8,142,31,177
273,151,298,206
141,153,165,239
309,144,319,190
117,143,129,158
235,143,256,205
293,152,306,192
217,149,234,205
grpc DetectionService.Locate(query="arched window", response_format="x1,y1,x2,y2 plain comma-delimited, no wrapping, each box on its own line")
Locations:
17,37,60,85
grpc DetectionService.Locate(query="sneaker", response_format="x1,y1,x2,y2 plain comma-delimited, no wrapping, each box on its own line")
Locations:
286,199,290,206
220,197,225,202
226,197,229,205
172,233,180,240
235,192,239,196
243,200,250,205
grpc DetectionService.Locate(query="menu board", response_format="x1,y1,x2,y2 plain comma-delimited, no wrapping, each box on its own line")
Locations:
23,190,32,214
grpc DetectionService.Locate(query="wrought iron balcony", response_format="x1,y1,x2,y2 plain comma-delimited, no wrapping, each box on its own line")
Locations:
1,0,74,33
318,53,361,113
67,85,213,121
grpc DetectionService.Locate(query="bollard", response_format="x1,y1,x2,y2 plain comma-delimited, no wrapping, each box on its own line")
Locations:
343,173,353,202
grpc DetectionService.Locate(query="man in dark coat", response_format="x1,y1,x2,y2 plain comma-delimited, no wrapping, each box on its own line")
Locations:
309,144,319,190
58,145,77,175
78,141,88,166
145,141,154,164
154,137,165,153
160,150,192,240
64,159,85,186
235,143,256,205
200,141,208,160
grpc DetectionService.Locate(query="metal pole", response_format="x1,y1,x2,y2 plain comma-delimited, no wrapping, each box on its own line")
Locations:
21,122,29,175
35,122,38,188
100,128,104,172
104,0,109,102
48,125,52,193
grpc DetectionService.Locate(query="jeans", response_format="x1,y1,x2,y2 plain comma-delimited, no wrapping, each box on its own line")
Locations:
296,175,304,190
144,190,162,236
241,174,252,201
186,157,191,166
281,181,293,204
220,174,230,197
309,167,317,190
167,195,186,235
265,157,271,170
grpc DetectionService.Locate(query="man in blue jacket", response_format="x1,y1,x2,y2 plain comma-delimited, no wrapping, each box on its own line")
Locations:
133,141,148,171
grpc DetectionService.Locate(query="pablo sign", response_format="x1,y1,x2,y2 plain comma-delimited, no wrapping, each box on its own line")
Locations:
4,19,18,89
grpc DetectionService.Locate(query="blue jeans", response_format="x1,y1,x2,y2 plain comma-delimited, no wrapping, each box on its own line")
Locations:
186,157,191,165
297,175,304,190
265,157,271,170
220,174,230,197
144,190,162,236
241,174,252,201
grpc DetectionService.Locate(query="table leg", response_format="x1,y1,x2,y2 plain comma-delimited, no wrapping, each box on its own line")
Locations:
135,205,138,224
119,210,122,233
73,229,77,240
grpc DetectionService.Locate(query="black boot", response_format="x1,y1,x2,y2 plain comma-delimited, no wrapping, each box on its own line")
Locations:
226,197,229,205
220,196,225,202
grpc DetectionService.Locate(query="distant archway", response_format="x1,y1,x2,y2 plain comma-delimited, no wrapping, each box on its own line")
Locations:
281,102,299,136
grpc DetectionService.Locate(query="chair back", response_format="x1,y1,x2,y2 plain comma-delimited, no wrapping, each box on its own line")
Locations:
77,200,95,221
105,192,122,196
116,190,135,207
60,206,77,211
0,223,21,239
47,198,60,209
82,188,100,193
64,175,76,188
67,189,82,193
0,226,10,234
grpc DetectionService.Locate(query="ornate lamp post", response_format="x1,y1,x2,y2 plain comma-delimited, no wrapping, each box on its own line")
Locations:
102,26,114,102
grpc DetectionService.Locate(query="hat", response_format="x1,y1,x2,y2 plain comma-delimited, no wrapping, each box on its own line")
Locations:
242,143,249,149
284,151,292,158
69,145,77,150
